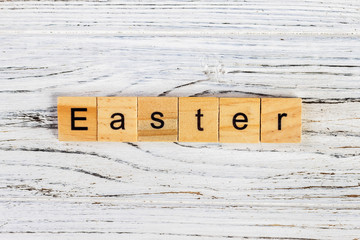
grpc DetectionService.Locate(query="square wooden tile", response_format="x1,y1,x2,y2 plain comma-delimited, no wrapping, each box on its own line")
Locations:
138,97,178,142
261,98,302,143
178,97,218,142
97,97,137,142
58,97,97,141
219,98,260,143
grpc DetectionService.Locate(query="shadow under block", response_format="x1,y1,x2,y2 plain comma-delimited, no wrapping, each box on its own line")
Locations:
137,97,178,142
261,98,302,143
179,97,218,142
58,97,97,141
97,97,137,142
219,98,260,143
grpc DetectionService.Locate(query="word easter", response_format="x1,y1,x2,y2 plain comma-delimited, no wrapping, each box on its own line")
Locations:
58,97,302,143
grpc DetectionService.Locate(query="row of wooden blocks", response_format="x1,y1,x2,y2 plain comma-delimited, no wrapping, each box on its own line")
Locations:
58,97,302,143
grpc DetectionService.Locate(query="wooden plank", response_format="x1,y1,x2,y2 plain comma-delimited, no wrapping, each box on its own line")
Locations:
0,1,359,239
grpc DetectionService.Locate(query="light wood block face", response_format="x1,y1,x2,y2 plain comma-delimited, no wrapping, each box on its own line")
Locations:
57,97,302,143
178,97,218,142
58,97,97,141
138,97,178,142
261,98,302,143
97,97,137,142
219,98,260,143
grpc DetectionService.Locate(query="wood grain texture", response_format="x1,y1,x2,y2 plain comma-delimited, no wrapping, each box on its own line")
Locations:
261,98,302,143
57,97,97,141
179,97,219,142
98,97,137,142
138,97,178,142
0,0,359,239
219,98,260,143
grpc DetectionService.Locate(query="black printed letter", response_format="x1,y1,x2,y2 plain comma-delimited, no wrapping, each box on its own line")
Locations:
151,112,164,129
278,113,287,130
196,109,204,131
71,108,88,130
233,113,248,130
110,113,125,130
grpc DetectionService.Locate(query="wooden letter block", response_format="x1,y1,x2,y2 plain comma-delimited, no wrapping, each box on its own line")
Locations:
178,97,218,142
97,97,137,142
219,98,260,143
261,98,302,143
58,97,97,141
138,97,178,142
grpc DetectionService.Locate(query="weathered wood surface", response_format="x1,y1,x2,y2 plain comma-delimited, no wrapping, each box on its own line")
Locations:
0,1,359,239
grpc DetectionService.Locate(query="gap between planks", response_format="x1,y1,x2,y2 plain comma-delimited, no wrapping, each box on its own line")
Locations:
0,30,359,37
0,197,359,210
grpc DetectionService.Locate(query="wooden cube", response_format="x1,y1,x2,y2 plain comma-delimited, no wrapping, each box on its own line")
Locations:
219,98,260,143
97,97,137,142
178,97,218,142
261,98,302,143
58,97,97,141
138,97,178,142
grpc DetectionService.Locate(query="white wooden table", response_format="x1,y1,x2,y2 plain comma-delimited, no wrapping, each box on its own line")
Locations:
1,1,359,239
